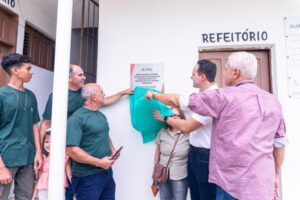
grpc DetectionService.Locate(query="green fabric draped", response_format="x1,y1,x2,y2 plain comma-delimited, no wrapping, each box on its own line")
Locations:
130,87,173,143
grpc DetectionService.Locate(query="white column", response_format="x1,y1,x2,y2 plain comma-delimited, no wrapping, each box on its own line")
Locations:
48,0,73,199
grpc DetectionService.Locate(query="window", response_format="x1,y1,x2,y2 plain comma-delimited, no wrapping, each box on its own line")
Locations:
23,24,55,71
70,0,99,83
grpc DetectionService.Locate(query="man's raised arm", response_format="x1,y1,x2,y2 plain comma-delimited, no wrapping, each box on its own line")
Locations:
103,88,133,107
145,91,181,108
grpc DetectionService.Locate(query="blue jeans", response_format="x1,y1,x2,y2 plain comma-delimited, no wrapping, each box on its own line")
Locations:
65,180,74,200
158,178,188,200
216,185,236,200
188,145,216,200
72,169,115,200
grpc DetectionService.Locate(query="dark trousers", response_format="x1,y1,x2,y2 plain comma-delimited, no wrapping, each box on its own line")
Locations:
0,165,34,200
188,145,216,200
72,169,115,200
65,180,74,200
216,185,237,200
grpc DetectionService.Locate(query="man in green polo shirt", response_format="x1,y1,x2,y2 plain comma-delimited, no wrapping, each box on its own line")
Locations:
0,53,42,200
40,64,132,200
66,83,123,200
40,64,85,200
39,64,86,141
40,64,132,140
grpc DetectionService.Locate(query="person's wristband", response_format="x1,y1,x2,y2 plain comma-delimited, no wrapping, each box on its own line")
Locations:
163,116,168,122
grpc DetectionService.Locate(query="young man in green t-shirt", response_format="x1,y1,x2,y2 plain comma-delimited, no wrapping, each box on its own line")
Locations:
66,83,125,200
0,53,42,200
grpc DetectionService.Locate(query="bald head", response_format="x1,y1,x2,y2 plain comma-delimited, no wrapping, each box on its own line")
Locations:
81,83,105,107
69,64,82,77
69,64,86,90
82,83,98,100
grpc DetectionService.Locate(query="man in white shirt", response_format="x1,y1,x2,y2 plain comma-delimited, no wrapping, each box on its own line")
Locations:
152,60,218,200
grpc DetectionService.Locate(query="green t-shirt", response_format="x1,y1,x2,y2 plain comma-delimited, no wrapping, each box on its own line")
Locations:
66,107,111,177
0,85,40,167
42,89,84,119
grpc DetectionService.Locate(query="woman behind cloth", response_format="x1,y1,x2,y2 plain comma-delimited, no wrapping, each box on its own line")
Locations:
154,108,190,200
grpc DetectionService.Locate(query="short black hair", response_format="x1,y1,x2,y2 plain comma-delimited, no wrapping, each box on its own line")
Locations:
1,53,31,75
197,59,217,82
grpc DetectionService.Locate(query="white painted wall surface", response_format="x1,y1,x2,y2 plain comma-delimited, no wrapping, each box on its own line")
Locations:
98,0,300,199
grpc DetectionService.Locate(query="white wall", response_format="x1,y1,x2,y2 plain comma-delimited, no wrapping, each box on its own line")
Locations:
98,0,300,199
24,65,54,116
0,0,56,116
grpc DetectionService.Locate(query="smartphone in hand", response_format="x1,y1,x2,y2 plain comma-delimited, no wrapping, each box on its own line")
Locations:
110,146,123,160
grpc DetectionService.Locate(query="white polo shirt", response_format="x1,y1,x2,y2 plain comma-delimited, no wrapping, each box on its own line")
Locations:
179,84,218,149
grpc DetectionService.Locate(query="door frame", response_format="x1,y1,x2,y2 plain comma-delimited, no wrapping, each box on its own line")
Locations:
198,44,278,96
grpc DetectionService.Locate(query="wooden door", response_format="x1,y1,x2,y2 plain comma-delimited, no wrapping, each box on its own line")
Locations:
199,50,272,92
0,5,18,87
0,48,10,86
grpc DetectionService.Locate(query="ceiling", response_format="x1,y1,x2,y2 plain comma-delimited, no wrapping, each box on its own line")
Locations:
28,0,99,28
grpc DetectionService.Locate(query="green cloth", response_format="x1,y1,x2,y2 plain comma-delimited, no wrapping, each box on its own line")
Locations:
42,89,84,119
66,107,111,177
0,85,40,167
130,87,173,143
